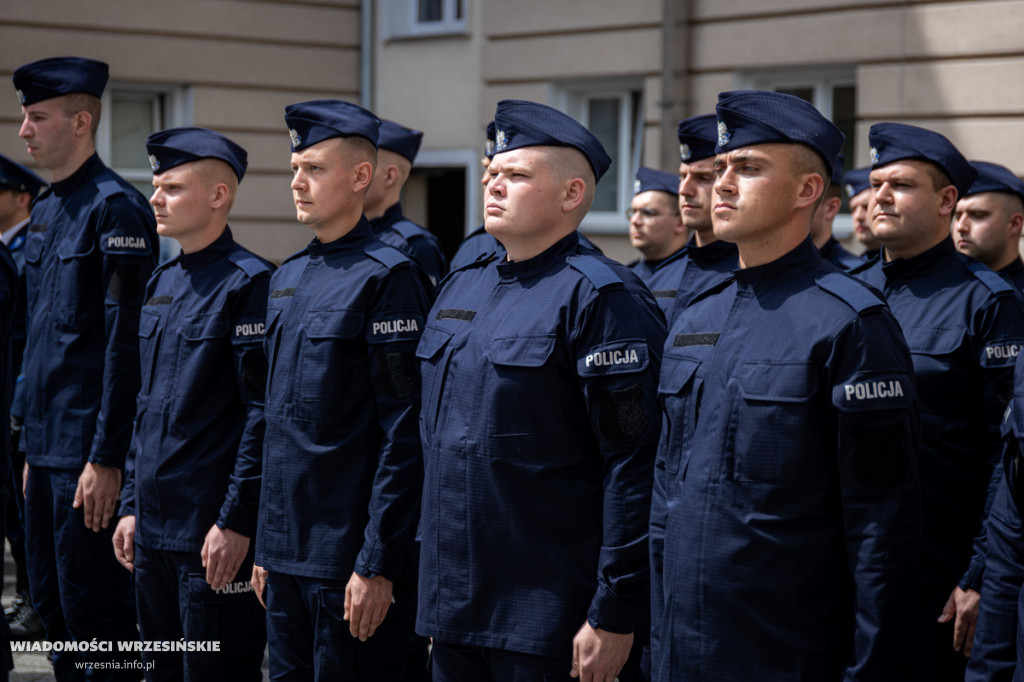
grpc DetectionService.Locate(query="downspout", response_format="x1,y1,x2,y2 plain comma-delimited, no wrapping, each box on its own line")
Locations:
361,0,373,110
662,0,691,170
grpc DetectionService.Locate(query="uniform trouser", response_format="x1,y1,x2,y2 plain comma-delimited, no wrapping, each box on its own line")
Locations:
265,571,416,681
5,448,28,596
25,466,140,681
431,640,647,682
133,542,265,681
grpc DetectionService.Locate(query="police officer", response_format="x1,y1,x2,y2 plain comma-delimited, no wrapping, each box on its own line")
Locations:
364,119,448,286
416,99,665,682
669,114,739,323
108,127,271,679
952,161,1024,291
627,167,684,290
0,155,45,640
14,56,157,679
854,123,1024,680
253,100,430,680
448,121,504,269
844,166,882,259
651,91,922,681
812,155,862,270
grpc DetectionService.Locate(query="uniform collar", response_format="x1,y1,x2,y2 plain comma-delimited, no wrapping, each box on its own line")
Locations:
306,215,373,256
176,226,234,269
688,237,737,265
819,236,841,258
496,230,579,281
733,237,819,289
368,202,403,232
880,235,958,280
646,245,688,272
46,153,103,198
1000,257,1024,279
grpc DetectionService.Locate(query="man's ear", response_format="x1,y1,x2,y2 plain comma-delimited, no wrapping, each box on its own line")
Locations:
353,161,375,193
794,172,824,210
562,177,586,214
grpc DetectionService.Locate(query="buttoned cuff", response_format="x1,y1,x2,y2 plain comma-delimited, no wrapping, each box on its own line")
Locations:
217,495,256,538
355,538,402,582
587,583,639,635
959,556,986,593
88,435,126,470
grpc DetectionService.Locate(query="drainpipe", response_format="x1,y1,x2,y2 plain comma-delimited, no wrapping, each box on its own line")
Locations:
662,0,691,170
361,0,373,110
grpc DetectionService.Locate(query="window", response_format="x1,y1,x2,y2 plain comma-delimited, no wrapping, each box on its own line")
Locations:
740,67,857,236
383,0,467,39
552,81,643,232
96,84,190,262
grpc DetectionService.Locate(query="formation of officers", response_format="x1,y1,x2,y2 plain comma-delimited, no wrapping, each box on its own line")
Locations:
4,54,1024,682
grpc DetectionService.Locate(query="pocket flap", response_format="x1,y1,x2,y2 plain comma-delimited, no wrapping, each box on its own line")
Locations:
487,334,556,368
303,309,364,340
181,312,229,340
904,326,966,356
138,310,160,338
739,361,817,402
415,325,454,360
658,354,700,395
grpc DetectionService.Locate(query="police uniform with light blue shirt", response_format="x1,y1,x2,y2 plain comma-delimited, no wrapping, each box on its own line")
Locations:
854,123,1024,681
14,57,157,680
417,99,665,681
817,156,863,271
844,167,879,261
651,91,922,681
627,166,687,312
0,155,45,634
367,120,448,286
256,101,430,681
963,161,1024,291
664,114,738,327
116,128,271,680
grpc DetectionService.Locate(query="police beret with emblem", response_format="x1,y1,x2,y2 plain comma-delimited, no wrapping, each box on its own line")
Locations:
844,166,871,198
13,56,109,106
284,99,381,153
145,127,248,182
634,166,679,197
868,122,976,197
714,90,845,179
676,114,718,163
492,99,612,182
377,119,423,163
830,153,845,186
963,161,1024,205
485,121,497,160
0,154,45,197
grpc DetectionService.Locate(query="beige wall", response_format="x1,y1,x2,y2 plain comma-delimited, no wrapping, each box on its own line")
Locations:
0,0,362,264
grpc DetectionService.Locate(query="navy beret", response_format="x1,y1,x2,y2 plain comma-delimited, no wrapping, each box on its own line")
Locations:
831,153,846,186
13,57,109,106
0,155,45,197
493,99,612,182
634,166,679,197
676,114,718,163
284,100,381,152
963,161,1024,205
377,119,423,163
868,122,976,197
715,90,845,178
844,166,871,198
146,127,248,182
485,121,497,159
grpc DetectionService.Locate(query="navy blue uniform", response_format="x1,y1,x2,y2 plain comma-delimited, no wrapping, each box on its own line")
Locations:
23,153,156,679
256,219,429,680
820,236,863,271
370,203,448,287
628,247,687,320
652,239,921,681
856,237,1024,678
417,232,665,669
0,241,19,678
448,225,501,270
1000,258,1024,292
119,228,271,679
4,223,29,603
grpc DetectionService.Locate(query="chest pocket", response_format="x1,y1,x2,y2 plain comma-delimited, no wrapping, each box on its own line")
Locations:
23,234,43,265
734,361,821,487
657,354,700,476
180,312,229,341
415,325,455,432
904,325,969,396
54,236,100,330
300,309,365,404
485,334,560,441
138,310,162,396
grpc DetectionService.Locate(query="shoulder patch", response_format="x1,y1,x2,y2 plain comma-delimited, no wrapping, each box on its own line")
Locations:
967,259,1016,297
568,255,623,291
228,249,273,279
364,239,410,271
94,176,126,200
816,270,885,313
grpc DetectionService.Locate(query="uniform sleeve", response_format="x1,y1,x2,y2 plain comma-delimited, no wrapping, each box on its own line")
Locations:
88,200,157,470
829,308,922,681
572,285,666,634
353,264,431,582
966,428,1024,682
216,272,271,537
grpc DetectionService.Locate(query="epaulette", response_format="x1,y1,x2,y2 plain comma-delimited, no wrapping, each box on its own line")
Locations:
437,251,496,288
816,270,885,313
364,238,410,271
94,173,126,200
846,257,876,277
228,248,272,279
568,254,623,291
391,220,424,241
967,259,1016,297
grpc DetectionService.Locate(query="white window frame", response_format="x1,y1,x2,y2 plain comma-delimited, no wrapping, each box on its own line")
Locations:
738,66,857,238
382,0,467,39
550,79,643,234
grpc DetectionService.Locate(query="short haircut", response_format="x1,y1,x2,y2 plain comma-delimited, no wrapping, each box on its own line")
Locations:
791,144,830,210
191,158,239,212
547,146,596,214
925,163,954,193
339,135,378,173
62,93,101,138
